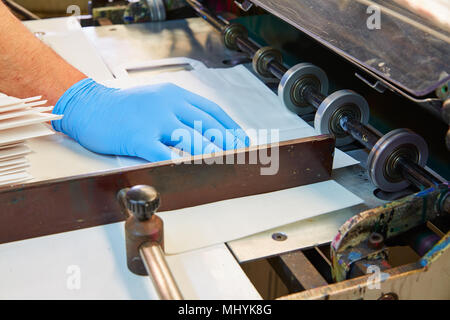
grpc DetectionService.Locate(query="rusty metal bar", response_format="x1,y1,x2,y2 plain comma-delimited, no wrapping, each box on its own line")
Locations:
269,250,328,291
281,251,328,290
0,136,334,245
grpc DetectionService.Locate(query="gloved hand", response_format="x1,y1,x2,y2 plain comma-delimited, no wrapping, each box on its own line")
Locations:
52,78,249,162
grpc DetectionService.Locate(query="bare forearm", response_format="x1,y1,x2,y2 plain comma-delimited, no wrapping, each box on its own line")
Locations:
0,3,86,105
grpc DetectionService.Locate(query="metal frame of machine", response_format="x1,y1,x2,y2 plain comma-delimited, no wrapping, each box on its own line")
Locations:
0,0,448,300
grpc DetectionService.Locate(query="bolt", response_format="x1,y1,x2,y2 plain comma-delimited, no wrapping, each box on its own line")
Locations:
272,232,287,241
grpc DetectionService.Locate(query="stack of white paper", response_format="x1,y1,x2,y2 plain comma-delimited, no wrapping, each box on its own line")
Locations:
0,94,62,186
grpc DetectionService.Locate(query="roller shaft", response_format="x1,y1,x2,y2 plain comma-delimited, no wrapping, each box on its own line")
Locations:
396,157,442,190
302,85,327,110
267,59,288,80
339,115,379,150
301,85,440,190
340,116,441,189
186,0,227,31
235,36,259,56
188,0,288,80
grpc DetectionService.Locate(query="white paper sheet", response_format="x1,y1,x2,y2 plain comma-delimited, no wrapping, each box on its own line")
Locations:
0,93,58,186
0,143,24,150
0,171,32,185
160,180,362,254
27,133,146,182
0,145,30,160
0,113,62,131
0,106,53,121
0,157,28,167
0,164,29,174
0,123,54,146
0,168,27,176
0,96,43,109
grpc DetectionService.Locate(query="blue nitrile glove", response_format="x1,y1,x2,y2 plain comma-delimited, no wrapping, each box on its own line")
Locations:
52,78,249,162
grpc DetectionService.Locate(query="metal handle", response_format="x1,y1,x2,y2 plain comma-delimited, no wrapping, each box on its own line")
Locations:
139,241,183,300
119,185,183,300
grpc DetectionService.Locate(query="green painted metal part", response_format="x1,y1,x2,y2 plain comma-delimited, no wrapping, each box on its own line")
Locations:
331,184,449,282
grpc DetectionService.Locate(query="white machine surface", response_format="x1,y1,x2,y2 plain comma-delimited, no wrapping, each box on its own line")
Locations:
0,222,261,300
0,18,366,299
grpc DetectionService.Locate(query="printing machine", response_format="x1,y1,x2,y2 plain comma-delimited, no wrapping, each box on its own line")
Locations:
0,0,449,300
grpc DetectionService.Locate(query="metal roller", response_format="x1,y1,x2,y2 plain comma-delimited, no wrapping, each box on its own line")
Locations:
278,63,329,115
314,90,370,146
367,129,429,192
187,0,444,193
223,23,248,50
150,0,166,22
252,46,283,78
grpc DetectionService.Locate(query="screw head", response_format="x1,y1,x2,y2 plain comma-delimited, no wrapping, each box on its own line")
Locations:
126,185,160,221
272,232,288,241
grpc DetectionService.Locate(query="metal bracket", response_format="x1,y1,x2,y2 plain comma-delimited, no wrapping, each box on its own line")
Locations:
331,184,449,282
355,72,387,94
234,0,254,12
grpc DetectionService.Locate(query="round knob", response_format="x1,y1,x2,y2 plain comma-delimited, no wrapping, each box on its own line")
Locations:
126,185,160,221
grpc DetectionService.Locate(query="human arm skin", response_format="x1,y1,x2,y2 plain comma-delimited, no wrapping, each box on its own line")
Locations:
0,2,86,105
0,3,248,162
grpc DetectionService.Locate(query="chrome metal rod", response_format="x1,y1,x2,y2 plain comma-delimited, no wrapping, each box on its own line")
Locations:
235,36,259,56
268,59,288,80
397,157,442,189
187,0,288,80
140,242,183,300
340,115,379,150
302,85,326,110
186,0,227,31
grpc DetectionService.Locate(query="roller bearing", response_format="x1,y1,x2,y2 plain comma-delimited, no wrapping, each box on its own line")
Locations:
278,63,329,115
314,90,370,146
222,23,248,50
252,47,283,78
367,129,429,192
